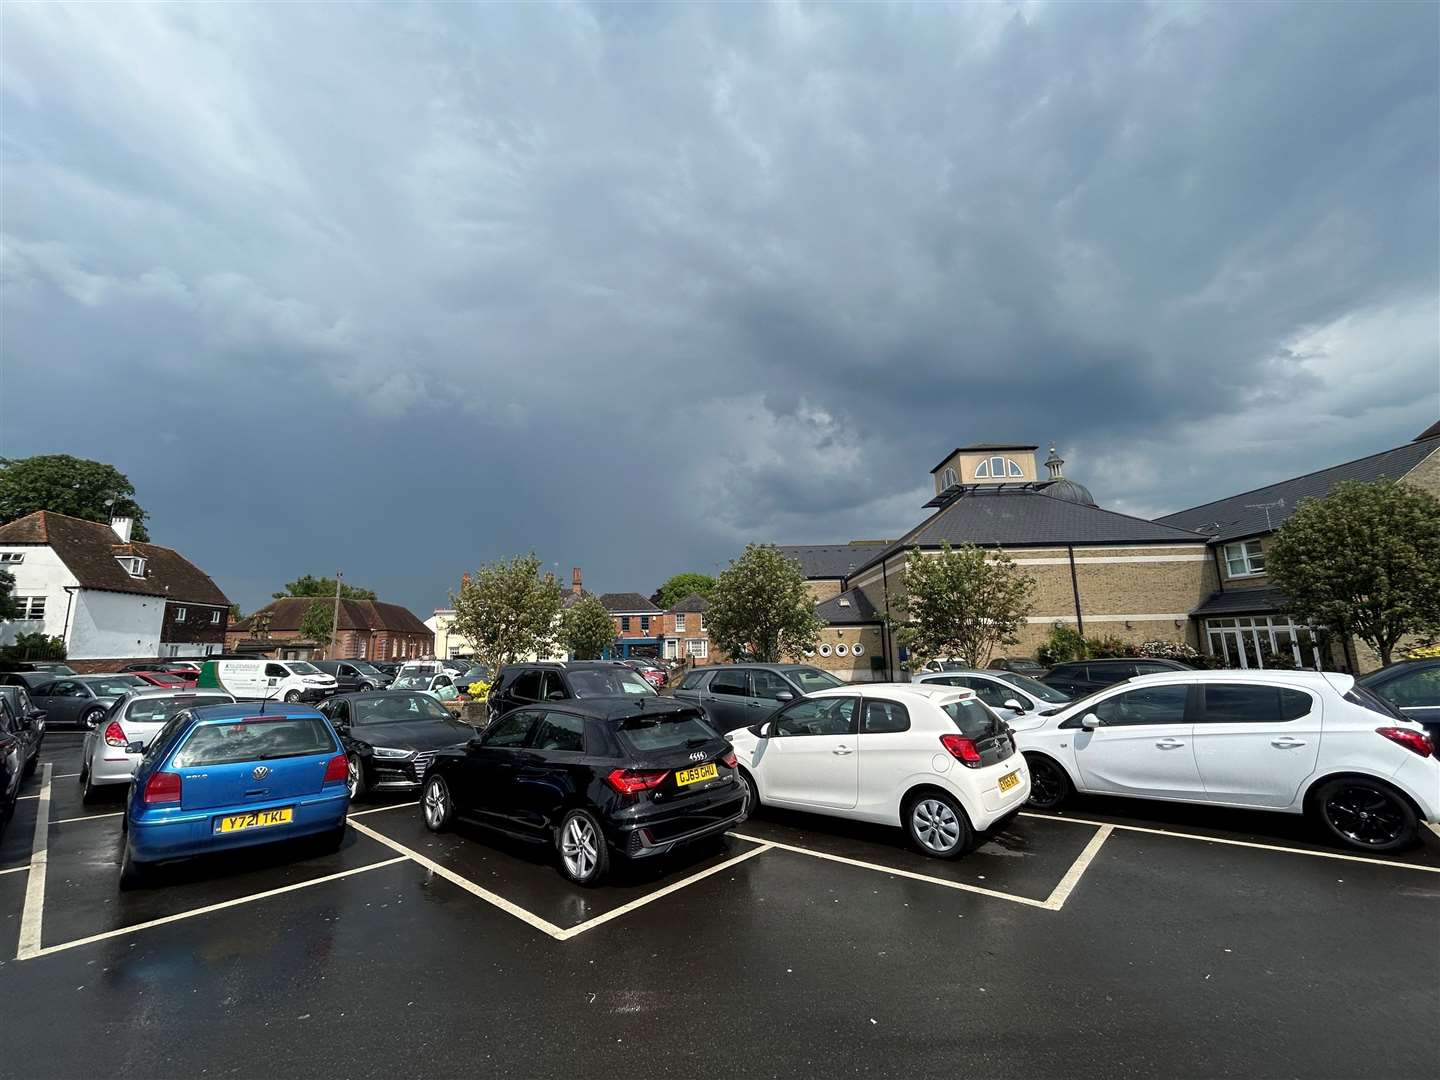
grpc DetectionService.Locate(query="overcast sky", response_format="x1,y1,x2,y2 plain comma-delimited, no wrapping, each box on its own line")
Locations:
3,1,1437,615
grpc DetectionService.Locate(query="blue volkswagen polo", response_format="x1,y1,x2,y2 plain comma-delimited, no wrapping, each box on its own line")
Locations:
121,702,350,888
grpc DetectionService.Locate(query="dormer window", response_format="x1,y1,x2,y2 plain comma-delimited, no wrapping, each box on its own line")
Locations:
941,467,958,489
973,457,1025,480
116,556,147,577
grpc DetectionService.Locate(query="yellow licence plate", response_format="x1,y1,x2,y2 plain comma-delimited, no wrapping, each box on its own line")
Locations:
997,771,1021,794
215,807,294,834
675,763,718,787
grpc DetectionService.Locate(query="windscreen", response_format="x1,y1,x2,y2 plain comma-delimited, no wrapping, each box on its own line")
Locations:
86,677,146,697
172,718,335,766
790,667,845,692
617,711,719,753
1345,686,1405,720
287,662,321,675
942,697,1005,738
353,694,451,724
994,672,1070,703
351,663,384,677
392,675,432,690
568,669,656,698
125,695,232,725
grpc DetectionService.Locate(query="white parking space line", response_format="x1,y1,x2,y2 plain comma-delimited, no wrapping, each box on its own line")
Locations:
1020,812,1440,874
23,857,409,961
51,811,123,825
1040,824,1113,911
16,763,52,960
1427,822,1440,840
347,819,571,939
16,795,38,801
349,801,419,818
557,843,774,941
51,773,80,780
0,865,29,877
727,831,1054,909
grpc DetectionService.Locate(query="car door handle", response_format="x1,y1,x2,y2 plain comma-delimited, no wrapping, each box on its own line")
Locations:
747,701,765,707
832,745,854,756
1154,739,1186,749
1271,737,1307,748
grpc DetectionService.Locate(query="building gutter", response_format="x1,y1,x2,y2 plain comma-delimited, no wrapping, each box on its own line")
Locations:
1066,546,1084,636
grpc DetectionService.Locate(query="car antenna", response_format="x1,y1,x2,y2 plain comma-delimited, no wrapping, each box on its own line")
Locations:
257,685,281,715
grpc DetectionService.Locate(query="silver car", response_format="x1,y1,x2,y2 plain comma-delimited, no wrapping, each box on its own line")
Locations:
912,668,1071,722
78,688,235,804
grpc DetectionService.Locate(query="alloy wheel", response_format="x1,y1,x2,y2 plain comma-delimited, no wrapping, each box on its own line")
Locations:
423,778,447,829
560,816,599,881
1027,757,1067,808
346,757,361,799
1322,784,1408,847
912,798,961,854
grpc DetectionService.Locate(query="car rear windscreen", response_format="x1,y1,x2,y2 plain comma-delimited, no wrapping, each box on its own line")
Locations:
617,712,719,753
126,695,231,725
569,669,656,698
172,718,336,767
942,698,1005,738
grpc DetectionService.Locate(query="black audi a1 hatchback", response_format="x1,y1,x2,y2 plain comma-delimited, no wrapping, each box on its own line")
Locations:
420,696,746,885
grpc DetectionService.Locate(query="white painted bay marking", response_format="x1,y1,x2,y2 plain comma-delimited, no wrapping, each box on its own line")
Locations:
51,773,80,780
22,856,408,961
349,801,419,818
0,865,29,877
16,763,52,960
16,795,38,801
51,811,124,825
1019,811,1440,874
1040,824,1113,911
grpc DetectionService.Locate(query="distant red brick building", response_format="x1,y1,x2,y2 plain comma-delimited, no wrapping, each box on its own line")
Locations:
227,597,433,661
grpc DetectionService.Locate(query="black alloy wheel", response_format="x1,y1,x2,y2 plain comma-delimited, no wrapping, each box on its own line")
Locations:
82,707,105,730
346,755,366,801
422,775,454,832
1024,754,1071,811
1315,778,1417,852
739,769,760,821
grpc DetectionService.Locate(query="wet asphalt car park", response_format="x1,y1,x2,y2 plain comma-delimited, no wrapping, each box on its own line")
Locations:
2,731,1437,1079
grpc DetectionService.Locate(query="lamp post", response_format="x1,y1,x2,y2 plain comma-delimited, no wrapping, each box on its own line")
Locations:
329,571,343,660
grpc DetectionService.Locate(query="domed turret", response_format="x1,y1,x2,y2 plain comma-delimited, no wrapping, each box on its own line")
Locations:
1039,447,1097,506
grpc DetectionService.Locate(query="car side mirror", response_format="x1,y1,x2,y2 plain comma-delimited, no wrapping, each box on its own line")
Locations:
127,740,145,754
546,690,566,701
1003,699,1026,713
1080,713,1102,730
774,691,794,703
758,722,774,738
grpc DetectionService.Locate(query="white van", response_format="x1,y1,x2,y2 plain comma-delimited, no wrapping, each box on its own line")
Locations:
197,659,339,703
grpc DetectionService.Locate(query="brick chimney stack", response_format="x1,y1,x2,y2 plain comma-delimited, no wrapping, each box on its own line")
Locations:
572,567,583,595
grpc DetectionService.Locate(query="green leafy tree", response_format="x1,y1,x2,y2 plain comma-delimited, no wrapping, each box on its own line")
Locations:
1267,479,1440,666
0,568,20,621
298,599,336,651
707,545,824,663
561,594,618,660
892,543,1035,668
0,454,150,540
652,572,717,611
449,554,564,670
274,575,377,601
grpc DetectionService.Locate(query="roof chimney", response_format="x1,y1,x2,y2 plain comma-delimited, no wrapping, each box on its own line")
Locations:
110,516,133,543
1044,447,1065,480
572,567,583,595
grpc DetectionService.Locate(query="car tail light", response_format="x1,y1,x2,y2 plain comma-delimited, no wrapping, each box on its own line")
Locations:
142,771,181,805
721,750,737,769
605,768,669,795
323,753,349,783
103,721,128,748
1376,727,1433,758
940,734,984,768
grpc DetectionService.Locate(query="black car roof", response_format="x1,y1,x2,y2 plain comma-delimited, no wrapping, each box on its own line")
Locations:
332,689,441,702
537,696,700,721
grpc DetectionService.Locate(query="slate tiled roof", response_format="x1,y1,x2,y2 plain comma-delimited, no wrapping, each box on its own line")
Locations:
598,592,660,614
235,597,431,635
1190,587,1289,617
815,588,882,625
668,593,710,613
1157,436,1439,544
776,542,893,579
1415,420,1440,442
0,511,229,606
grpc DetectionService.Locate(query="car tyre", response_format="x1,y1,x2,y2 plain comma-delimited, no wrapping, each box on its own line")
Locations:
81,767,102,806
316,823,347,854
81,707,105,731
22,749,37,779
739,768,760,821
1023,753,1072,811
346,755,367,801
118,840,147,891
556,808,610,886
283,690,301,704
1312,777,1418,852
421,774,454,832
904,790,974,859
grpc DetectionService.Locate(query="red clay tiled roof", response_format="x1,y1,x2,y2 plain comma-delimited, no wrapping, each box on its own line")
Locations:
235,597,431,636
0,511,229,606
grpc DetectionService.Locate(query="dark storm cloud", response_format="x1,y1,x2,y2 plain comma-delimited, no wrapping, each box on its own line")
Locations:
2,1,1436,613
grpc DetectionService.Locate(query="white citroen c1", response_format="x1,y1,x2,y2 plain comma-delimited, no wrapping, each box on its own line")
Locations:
1010,669,1440,852
725,683,1031,858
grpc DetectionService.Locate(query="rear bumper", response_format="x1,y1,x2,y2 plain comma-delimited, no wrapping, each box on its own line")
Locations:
299,687,337,702
967,759,1031,831
89,749,140,787
128,789,349,861
604,787,748,858
1391,755,1440,822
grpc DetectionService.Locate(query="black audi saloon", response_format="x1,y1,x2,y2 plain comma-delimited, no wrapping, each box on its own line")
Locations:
420,696,747,885
319,691,474,799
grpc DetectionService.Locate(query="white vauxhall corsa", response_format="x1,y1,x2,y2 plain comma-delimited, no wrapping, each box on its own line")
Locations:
725,684,1030,858
1010,669,1440,852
